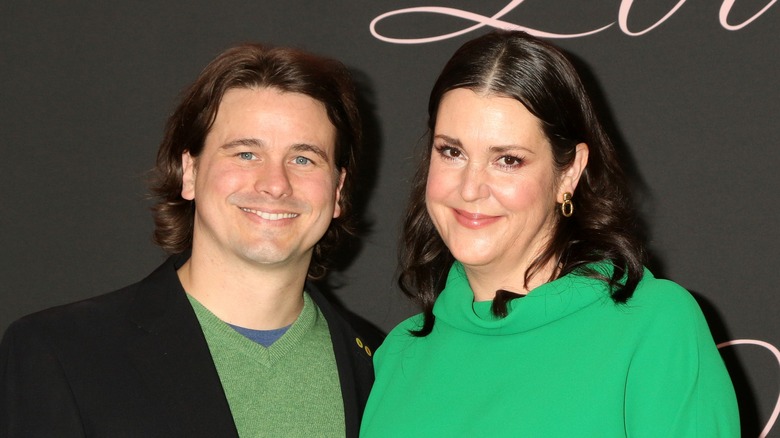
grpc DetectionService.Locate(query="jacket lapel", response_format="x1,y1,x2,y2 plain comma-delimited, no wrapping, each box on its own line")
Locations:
125,255,239,437
307,283,377,438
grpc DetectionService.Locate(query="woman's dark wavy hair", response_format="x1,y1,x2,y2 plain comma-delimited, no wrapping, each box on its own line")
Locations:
150,43,362,279
399,30,646,336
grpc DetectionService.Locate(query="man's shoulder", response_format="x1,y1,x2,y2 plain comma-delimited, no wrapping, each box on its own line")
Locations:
4,256,180,343
6,281,142,341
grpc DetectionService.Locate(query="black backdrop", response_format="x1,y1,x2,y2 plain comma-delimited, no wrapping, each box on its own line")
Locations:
1,1,778,435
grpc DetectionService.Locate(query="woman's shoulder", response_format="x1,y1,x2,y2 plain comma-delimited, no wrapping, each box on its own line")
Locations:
373,313,429,358
630,269,698,309
619,268,709,333
384,313,426,339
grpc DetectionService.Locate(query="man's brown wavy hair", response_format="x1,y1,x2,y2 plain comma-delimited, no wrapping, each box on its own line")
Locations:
149,44,361,279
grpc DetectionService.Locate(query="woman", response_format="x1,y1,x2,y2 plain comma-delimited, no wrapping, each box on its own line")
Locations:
361,31,739,436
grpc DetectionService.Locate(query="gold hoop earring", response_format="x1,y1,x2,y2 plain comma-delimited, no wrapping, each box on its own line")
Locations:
561,192,574,217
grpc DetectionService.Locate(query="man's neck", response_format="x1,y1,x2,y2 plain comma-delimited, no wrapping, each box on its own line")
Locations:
177,250,309,330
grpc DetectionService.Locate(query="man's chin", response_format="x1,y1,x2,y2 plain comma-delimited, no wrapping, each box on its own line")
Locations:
238,247,309,269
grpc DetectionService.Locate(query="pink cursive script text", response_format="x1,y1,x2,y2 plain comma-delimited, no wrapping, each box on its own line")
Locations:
370,0,777,43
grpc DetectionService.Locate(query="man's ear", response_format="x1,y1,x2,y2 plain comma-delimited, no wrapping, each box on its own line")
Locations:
332,168,347,219
181,152,196,201
557,143,589,202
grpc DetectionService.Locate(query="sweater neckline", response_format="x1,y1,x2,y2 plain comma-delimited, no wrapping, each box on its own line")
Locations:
187,291,317,367
432,262,614,335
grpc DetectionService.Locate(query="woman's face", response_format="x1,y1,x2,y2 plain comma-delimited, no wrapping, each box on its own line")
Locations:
426,88,578,279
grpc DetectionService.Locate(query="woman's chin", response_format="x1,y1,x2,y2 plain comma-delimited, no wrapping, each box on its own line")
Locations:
448,250,494,269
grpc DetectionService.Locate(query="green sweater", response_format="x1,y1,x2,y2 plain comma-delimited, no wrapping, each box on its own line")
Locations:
189,292,345,437
361,263,739,437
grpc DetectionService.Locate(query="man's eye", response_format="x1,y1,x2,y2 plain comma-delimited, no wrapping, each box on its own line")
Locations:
238,152,254,160
293,156,312,165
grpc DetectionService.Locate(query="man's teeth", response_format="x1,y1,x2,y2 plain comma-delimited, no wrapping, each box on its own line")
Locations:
241,208,298,220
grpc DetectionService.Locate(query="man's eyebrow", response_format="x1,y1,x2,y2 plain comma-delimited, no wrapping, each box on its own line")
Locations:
221,138,265,149
291,143,330,162
219,139,330,161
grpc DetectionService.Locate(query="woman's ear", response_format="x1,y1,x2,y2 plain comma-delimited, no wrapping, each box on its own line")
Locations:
181,152,197,200
557,143,589,203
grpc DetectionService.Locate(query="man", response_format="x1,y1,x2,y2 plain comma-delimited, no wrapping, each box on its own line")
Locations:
0,44,378,437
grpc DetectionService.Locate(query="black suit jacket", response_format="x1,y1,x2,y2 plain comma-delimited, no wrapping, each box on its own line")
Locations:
0,255,379,437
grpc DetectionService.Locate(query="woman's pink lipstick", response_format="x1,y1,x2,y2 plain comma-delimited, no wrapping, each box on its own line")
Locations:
453,208,500,229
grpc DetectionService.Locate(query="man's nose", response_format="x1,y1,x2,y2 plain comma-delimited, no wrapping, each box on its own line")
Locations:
255,160,293,198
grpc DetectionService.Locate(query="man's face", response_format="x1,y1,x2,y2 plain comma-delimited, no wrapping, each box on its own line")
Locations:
181,87,344,272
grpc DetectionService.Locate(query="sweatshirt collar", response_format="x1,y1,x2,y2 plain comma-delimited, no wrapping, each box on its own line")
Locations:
432,262,616,335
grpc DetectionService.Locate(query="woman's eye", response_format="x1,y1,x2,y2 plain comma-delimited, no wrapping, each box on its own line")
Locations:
437,145,462,159
498,155,524,168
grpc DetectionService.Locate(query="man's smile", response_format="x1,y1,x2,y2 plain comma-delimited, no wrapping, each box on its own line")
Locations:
240,207,299,221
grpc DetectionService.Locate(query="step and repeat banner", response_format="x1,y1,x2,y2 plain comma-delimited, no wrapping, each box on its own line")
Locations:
1,1,777,435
